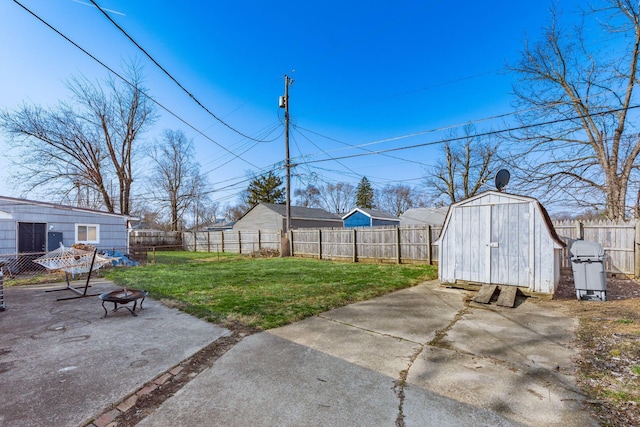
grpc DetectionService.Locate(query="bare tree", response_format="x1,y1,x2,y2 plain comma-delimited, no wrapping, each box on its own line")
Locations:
317,182,355,214
0,62,156,214
223,203,248,222
148,130,205,232
294,184,322,208
427,126,498,204
507,1,640,220
194,200,221,227
377,184,426,216
129,205,165,230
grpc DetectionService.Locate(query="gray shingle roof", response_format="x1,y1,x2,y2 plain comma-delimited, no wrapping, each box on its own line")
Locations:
261,203,342,221
399,207,448,226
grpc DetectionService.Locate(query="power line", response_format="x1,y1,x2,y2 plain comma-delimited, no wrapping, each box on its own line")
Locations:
12,0,262,170
294,124,431,167
292,104,640,166
199,121,283,175
297,87,627,161
220,98,639,205
291,126,390,192
88,0,278,144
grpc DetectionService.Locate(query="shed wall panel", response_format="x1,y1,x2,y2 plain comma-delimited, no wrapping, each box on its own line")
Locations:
437,191,561,294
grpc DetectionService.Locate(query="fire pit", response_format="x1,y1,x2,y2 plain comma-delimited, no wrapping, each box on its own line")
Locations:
98,288,148,318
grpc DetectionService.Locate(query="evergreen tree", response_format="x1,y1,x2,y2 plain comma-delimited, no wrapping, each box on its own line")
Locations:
355,176,375,209
246,171,285,206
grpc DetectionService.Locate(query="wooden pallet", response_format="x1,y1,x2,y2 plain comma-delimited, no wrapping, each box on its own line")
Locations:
473,284,498,304
496,286,518,308
472,284,518,308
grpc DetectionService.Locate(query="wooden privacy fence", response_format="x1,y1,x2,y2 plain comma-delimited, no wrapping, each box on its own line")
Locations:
553,220,638,277
130,230,182,248
129,219,640,276
132,226,444,264
290,226,442,264
183,230,281,254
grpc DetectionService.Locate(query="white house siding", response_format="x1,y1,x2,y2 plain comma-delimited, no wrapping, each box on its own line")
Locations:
0,197,129,254
437,191,563,294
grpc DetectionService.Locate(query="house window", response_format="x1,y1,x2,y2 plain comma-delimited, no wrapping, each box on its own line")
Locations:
76,224,100,244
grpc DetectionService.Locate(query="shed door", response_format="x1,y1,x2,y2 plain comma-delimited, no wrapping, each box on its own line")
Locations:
454,205,491,283
489,203,530,287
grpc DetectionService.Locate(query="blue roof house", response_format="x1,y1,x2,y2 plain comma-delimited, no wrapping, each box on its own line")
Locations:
342,208,400,228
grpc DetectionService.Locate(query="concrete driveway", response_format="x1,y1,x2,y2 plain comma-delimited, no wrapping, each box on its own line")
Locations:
137,282,598,427
0,279,228,427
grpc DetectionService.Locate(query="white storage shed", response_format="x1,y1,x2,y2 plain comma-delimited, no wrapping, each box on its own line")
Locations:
435,191,565,294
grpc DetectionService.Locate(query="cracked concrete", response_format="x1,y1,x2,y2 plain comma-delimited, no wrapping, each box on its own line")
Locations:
138,280,597,426
0,280,229,427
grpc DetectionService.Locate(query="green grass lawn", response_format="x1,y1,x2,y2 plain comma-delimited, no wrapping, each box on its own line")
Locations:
106,252,437,329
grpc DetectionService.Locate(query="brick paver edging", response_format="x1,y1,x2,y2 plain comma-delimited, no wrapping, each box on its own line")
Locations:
82,329,253,427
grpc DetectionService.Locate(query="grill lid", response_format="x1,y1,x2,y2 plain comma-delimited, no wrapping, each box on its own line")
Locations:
570,240,605,258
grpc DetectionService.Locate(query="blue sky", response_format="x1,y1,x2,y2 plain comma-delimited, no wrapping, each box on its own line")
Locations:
0,0,582,208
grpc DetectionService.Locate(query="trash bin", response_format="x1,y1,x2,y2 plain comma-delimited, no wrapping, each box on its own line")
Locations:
570,240,606,301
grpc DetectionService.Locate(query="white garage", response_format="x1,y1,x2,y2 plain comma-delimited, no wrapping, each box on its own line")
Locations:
435,191,565,294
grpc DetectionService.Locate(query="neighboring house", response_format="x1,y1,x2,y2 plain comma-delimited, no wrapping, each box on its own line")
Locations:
434,191,565,294
233,203,343,231
0,196,132,257
399,207,448,227
203,220,235,231
342,208,400,228
187,220,235,232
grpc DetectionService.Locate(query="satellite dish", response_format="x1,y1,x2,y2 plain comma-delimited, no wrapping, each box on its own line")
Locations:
495,169,510,191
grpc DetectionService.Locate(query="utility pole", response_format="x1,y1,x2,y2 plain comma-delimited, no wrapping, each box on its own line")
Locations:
281,74,294,232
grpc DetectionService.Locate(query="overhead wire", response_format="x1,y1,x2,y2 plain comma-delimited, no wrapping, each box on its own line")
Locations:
12,0,262,170
88,0,279,144
291,104,640,166
16,0,640,208
291,126,370,187
294,124,432,167
199,121,283,175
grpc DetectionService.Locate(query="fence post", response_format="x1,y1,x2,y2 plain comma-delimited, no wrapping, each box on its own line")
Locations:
576,221,584,240
258,229,262,251
193,232,197,252
635,221,640,278
238,230,242,254
352,229,357,263
396,227,401,264
207,232,211,253
221,231,225,253
427,225,432,265
289,229,294,257
318,229,322,260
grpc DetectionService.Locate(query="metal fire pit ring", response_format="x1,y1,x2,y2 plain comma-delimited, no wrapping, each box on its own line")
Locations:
98,289,148,318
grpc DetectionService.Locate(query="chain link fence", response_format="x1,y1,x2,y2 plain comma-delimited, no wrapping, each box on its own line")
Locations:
0,246,140,283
